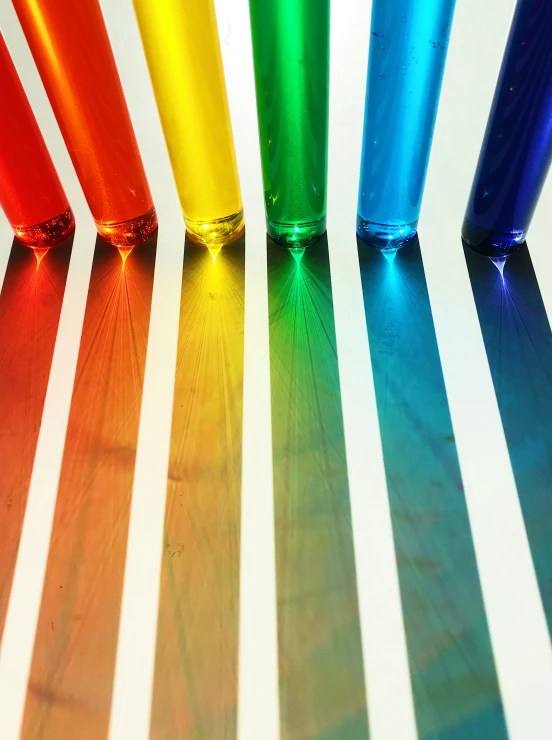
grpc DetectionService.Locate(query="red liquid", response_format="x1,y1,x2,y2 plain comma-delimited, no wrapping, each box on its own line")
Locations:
0,32,74,248
13,0,157,248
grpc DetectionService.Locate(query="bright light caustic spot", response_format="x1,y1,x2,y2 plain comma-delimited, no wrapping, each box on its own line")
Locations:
490,255,507,280
290,246,305,265
33,247,49,268
207,243,223,262
383,248,398,265
118,246,133,267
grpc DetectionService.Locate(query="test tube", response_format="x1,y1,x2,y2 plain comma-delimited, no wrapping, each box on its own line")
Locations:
0,32,74,249
357,0,456,251
13,0,157,249
462,0,552,258
249,0,330,249
132,0,243,248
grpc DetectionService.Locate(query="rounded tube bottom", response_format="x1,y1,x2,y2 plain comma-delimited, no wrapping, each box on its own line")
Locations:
267,216,326,249
356,216,417,251
97,206,158,248
461,217,526,258
14,207,75,249
186,209,245,248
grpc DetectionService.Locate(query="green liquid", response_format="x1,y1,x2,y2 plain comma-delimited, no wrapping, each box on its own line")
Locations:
249,0,330,248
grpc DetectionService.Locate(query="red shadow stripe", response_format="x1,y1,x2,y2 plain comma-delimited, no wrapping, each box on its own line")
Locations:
0,238,72,643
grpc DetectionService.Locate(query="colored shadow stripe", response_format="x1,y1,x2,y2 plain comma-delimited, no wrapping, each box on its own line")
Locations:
0,238,72,642
465,244,552,641
358,238,507,739
150,237,245,739
267,237,369,740
20,234,157,739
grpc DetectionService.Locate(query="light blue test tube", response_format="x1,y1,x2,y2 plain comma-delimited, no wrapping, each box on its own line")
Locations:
357,0,456,251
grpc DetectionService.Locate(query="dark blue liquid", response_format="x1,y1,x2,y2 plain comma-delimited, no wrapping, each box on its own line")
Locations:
463,0,552,257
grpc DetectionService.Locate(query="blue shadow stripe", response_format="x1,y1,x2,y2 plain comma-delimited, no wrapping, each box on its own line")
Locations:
359,237,507,740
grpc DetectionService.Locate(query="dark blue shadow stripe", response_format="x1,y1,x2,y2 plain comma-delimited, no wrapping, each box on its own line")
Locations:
465,243,552,639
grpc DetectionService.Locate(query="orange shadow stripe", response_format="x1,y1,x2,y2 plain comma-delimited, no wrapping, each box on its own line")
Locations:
20,235,156,740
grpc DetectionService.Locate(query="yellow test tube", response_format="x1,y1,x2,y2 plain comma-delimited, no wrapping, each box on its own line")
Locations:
132,0,244,247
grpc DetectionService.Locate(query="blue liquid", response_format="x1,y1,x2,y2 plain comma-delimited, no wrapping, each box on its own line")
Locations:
357,0,455,250
462,0,552,257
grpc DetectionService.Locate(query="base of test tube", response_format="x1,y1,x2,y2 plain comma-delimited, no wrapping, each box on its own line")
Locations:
186,209,245,249
97,206,158,249
267,216,326,250
356,216,417,252
14,207,75,249
461,217,526,258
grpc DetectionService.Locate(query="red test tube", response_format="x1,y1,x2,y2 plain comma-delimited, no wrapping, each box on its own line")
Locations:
12,0,157,248
0,32,74,249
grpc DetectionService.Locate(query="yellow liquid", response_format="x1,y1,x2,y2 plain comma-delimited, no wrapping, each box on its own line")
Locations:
133,0,244,246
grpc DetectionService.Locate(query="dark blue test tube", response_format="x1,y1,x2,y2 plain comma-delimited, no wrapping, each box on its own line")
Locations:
462,0,552,257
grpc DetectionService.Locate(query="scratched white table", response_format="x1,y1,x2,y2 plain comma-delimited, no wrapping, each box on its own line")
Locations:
0,0,551,738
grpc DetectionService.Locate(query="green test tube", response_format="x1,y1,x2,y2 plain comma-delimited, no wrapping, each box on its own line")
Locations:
249,0,330,249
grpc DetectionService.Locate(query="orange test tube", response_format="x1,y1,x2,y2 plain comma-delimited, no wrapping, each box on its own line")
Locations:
0,31,74,249
12,0,157,248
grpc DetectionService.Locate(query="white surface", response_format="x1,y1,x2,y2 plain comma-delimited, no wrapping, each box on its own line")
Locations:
103,1,185,737
229,4,281,740
0,0,552,738
328,2,417,739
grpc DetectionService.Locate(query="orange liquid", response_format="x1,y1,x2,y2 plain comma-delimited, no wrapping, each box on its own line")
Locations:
0,33,73,248
13,0,157,247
